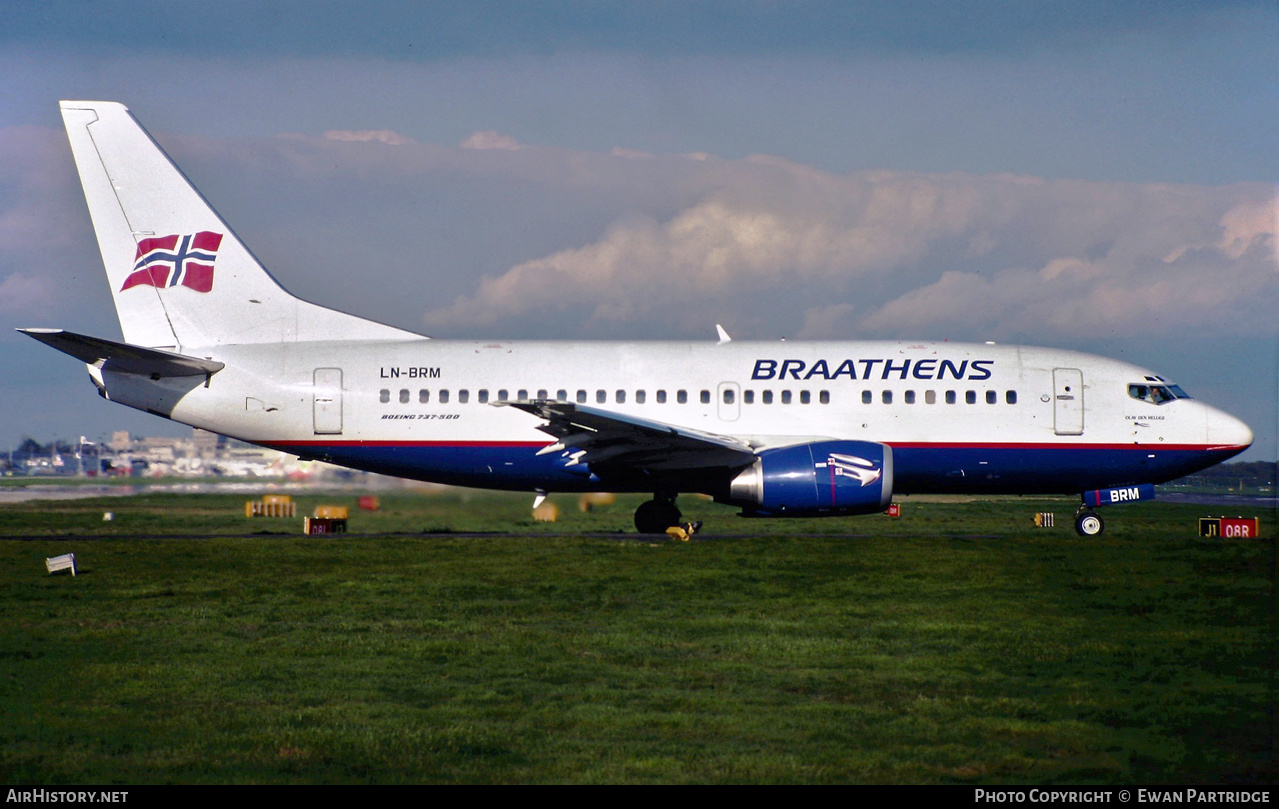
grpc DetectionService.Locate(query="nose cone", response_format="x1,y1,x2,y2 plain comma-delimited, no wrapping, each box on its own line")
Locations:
1205,406,1253,453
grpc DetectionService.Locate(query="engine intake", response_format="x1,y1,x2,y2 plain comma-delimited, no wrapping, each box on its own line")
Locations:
727,440,893,517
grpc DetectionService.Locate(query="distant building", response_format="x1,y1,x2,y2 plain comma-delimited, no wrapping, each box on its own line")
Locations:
110,430,131,451
192,428,222,456
4,428,389,484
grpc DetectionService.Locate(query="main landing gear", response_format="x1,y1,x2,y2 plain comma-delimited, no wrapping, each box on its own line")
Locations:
634,493,682,534
1074,506,1105,536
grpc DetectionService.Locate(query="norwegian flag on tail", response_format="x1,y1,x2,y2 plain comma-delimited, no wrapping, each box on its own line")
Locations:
120,231,223,293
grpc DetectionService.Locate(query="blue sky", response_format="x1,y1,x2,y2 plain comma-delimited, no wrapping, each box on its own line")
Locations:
1,1,1275,460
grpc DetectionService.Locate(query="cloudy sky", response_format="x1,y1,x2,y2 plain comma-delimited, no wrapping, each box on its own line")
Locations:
1,1,1275,461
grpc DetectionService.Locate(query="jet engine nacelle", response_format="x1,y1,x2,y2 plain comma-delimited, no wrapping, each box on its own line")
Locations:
727,440,893,517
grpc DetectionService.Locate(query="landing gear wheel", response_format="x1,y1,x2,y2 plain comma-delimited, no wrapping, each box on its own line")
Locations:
1075,510,1105,536
634,499,682,534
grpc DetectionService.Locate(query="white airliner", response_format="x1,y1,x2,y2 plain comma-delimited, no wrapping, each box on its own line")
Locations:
23,101,1253,535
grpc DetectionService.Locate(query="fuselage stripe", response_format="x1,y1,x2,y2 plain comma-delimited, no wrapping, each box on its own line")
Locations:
267,440,548,448
264,439,1234,452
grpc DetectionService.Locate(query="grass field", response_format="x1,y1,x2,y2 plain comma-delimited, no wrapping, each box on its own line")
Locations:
1,489,1274,784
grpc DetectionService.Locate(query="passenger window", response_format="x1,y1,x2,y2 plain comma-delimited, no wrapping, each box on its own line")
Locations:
905,390,916,404
577,390,587,404
819,391,829,405
419,389,430,403
799,390,810,404
781,390,792,404
479,389,489,404
986,390,996,404
399,389,410,404
380,389,390,404
458,390,469,404
723,389,735,404
945,391,956,404
700,390,711,404
439,389,450,404
862,390,872,404
555,390,566,401
657,390,667,404
744,390,755,404
763,390,773,404
882,390,892,404
925,390,936,404
597,390,607,404
965,391,976,404
678,390,688,404
616,390,626,404
1006,390,1017,405
636,390,646,404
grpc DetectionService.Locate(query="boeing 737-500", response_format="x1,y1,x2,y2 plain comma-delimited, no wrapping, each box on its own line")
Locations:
22,101,1254,535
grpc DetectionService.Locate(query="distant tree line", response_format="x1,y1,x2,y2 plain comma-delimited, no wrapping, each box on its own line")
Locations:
5,438,100,459
1,438,104,474
1170,461,1276,490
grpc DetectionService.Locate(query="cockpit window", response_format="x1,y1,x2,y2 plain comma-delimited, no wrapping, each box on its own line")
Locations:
1128,383,1191,405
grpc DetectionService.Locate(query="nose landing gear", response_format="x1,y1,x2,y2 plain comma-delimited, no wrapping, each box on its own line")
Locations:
1074,507,1105,536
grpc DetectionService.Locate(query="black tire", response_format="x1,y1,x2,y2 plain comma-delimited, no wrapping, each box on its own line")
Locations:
1075,511,1104,536
634,499,682,534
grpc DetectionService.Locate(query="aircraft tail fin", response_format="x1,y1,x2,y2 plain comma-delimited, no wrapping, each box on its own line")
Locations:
59,100,421,349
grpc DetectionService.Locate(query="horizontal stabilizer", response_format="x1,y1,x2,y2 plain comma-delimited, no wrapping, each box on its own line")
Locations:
18,329,225,378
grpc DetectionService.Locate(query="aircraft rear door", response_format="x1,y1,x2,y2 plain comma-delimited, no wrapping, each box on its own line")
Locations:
313,368,343,435
1052,368,1084,436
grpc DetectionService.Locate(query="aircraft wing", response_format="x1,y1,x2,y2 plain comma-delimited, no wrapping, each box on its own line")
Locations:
18,329,225,378
504,400,758,472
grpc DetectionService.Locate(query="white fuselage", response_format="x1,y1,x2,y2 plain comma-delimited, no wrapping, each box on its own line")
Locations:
101,338,1251,497
45,101,1254,524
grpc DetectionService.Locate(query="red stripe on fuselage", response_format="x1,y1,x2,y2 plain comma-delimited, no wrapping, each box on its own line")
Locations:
885,441,1235,452
261,439,1241,453
265,440,548,449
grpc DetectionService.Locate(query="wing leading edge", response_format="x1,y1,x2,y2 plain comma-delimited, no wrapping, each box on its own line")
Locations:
503,400,757,472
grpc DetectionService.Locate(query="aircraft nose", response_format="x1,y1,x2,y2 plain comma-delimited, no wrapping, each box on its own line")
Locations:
1205,406,1253,451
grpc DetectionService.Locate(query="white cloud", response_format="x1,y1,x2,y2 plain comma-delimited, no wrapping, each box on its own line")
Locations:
420,163,1021,332
796,303,859,339
6,121,1269,350
857,197,1277,340
460,131,523,150
0,126,110,332
419,152,1276,343
1215,197,1278,262
323,130,416,146
0,272,55,314
0,127,84,254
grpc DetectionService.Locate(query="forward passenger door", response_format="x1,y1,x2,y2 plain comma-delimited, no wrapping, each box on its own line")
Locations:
1052,368,1084,436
